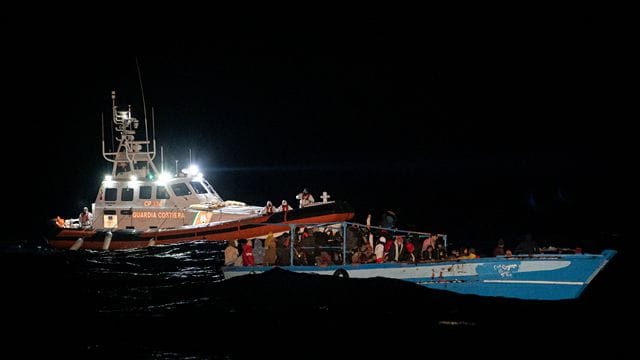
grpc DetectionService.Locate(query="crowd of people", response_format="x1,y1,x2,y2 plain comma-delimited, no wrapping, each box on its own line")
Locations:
224,224,461,268
222,221,556,268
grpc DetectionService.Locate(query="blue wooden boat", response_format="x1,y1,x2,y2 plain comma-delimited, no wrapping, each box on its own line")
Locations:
221,222,616,301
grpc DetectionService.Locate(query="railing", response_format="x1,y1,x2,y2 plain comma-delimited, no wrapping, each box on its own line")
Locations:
244,221,447,267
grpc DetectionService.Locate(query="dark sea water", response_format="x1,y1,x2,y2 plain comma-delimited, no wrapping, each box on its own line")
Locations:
5,32,631,357
1,237,628,358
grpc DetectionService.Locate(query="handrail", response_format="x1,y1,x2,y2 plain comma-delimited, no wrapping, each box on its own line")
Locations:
232,220,447,267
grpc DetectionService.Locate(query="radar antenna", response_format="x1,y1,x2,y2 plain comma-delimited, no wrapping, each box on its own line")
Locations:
102,91,159,179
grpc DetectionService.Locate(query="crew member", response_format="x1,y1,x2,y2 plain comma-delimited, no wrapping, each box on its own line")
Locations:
79,206,94,229
261,200,275,215
295,188,315,208
277,200,291,212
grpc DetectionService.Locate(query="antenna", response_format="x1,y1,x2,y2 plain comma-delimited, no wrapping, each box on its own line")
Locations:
106,112,114,151
151,107,156,143
103,90,159,177
135,57,149,151
101,112,105,151
189,149,192,167
161,146,164,173
151,106,157,163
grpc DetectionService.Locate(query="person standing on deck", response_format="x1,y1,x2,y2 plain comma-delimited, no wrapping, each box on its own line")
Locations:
264,232,277,265
224,240,242,266
261,201,275,215
375,236,387,263
405,237,416,263
79,207,94,229
276,200,291,212
242,239,255,266
295,188,315,208
388,235,407,262
253,239,265,265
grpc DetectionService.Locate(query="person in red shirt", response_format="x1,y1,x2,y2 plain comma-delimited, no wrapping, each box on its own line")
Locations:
242,239,255,266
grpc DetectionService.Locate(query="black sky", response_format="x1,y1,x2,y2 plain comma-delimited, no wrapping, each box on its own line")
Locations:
12,18,631,248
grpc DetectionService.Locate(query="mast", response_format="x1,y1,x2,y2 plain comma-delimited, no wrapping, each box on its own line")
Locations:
102,91,159,179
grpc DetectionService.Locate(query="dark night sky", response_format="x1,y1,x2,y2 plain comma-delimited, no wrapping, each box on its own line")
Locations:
11,18,631,249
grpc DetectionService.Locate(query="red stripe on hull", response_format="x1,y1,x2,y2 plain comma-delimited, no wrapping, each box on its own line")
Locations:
48,212,355,250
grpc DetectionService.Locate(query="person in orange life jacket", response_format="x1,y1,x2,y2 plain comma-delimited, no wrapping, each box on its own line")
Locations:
276,200,291,212
261,200,274,215
79,206,94,229
242,239,255,266
295,188,315,208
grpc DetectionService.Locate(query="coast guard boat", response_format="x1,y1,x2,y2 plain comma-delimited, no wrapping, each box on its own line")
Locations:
222,222,616,300
45,92,354,250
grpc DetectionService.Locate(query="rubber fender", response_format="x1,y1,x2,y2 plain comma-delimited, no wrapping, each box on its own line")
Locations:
333,268,349,278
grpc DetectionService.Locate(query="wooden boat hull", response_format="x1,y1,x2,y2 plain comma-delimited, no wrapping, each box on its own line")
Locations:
222,250,617,300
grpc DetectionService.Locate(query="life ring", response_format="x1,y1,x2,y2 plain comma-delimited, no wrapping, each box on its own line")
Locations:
332,268,349,278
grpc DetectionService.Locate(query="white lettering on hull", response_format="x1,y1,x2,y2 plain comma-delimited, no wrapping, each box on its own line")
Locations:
132,211,185,219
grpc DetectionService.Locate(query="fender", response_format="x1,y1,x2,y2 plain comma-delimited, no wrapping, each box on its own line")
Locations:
332,268,349,278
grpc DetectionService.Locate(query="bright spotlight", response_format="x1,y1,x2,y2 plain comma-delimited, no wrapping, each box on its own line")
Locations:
157,172,172,185
188,165,200,176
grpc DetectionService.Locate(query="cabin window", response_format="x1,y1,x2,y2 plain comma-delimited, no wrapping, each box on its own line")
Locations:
105,188,117,202
121,188,134,201
156,186,170,199
139,186,152,199
190,181,207,194
203,180,223,202
171,183,192,197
